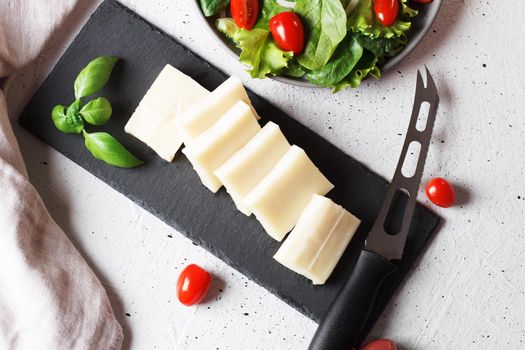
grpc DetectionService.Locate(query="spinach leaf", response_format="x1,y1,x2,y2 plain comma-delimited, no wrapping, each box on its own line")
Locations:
82,130,143,168
306,35,363,87
80,97,112,125
295,0,347,71
51,101,84,134
200,0,229,17
333,50,381,92
217,18,293,78
74,56,118,99
283,60,306,78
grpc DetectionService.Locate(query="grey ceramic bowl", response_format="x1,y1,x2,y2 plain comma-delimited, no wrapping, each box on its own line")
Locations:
192,0,442,87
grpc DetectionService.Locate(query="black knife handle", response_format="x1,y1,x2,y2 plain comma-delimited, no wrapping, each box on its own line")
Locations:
308,250,397,350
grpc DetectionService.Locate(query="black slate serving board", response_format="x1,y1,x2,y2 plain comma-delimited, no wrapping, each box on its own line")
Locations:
19,0,440,343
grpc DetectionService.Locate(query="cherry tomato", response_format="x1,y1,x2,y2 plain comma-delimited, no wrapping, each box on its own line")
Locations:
269,12,305,55
361,339,398,350
412,0,433,3
230,0,259,30
425,177,455,208
176,264,212,306
373,0,399,27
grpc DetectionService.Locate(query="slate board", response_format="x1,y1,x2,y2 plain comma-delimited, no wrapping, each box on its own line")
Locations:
19,0,440,343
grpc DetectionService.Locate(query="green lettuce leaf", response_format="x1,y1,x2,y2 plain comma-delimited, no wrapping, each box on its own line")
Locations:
217,18,293,78
347,0,411,39
333,50,381,92
355,32,407,58
400,0,418,17
306,35,363,87
295,0,347,70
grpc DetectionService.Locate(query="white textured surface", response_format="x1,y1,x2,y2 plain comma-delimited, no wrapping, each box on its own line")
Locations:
6,0,525,348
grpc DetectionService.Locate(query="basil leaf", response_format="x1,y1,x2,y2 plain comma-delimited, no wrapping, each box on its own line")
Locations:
295,0,347,71
82,130,143,168
306,35,363,87
67,99,82,116
74,56,118,99
80,97,112,125
200,0,229,17
52,103,84,134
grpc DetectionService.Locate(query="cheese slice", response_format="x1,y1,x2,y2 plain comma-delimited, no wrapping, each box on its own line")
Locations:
274,194,361,285
124,64,209,161
214,122,290,216
182,100,261,192
177,76,260,145
244,146,334,241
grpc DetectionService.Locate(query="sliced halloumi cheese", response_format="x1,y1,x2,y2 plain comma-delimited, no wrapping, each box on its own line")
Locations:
125,64,209,161
177,76,260,145
244,146,334,241
214,122,290,216
274,194,361,285
182,100,261,192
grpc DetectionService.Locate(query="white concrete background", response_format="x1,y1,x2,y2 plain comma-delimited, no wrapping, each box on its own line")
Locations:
6,0,525,349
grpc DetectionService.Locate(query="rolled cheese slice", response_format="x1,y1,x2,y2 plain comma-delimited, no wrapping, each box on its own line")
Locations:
274,194,361,285
244,146,334,241
125,64,209,161
214,122,290,216
182,100,261,192
177,76,260,145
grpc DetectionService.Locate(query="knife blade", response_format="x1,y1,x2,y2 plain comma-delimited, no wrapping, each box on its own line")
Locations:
308,68,440,350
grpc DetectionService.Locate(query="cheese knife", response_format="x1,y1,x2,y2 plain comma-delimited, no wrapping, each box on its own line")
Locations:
308,68,439,350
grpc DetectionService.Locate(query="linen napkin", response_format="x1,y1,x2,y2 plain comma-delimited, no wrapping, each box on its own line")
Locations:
0,0,123,349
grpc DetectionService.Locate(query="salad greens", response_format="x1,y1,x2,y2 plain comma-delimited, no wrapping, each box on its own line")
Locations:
217,18,293,78
206,0,418,91
200,0,230,17
52,56,143,168
295,0,347,71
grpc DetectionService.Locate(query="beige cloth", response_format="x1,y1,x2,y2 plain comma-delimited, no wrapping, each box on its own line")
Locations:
0,1,123,349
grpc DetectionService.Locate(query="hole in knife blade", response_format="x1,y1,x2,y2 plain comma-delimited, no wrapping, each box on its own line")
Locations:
401,141,421,178
416,101,430,131
383,188,410,236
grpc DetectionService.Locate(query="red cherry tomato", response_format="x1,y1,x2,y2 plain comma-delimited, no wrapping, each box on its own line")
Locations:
230,0,259,30
373,0,399,27
269,12,305,54
176,264,212,306
360,339,398,350
412,0,433,3
425,177,455,208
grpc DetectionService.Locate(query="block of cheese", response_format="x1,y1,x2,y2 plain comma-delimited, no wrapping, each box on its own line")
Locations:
125,64,209,161
244,146,334,241
214,122,290,216
182,100,260,192
274,194,361,285
177,76,260,145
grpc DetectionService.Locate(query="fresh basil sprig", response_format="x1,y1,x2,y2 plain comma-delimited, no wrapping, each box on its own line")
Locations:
52,104,84,133
51,56,143,168
82,130,143,168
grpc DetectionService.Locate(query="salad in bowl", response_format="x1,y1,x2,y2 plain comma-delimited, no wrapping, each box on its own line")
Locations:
197,0,438,91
